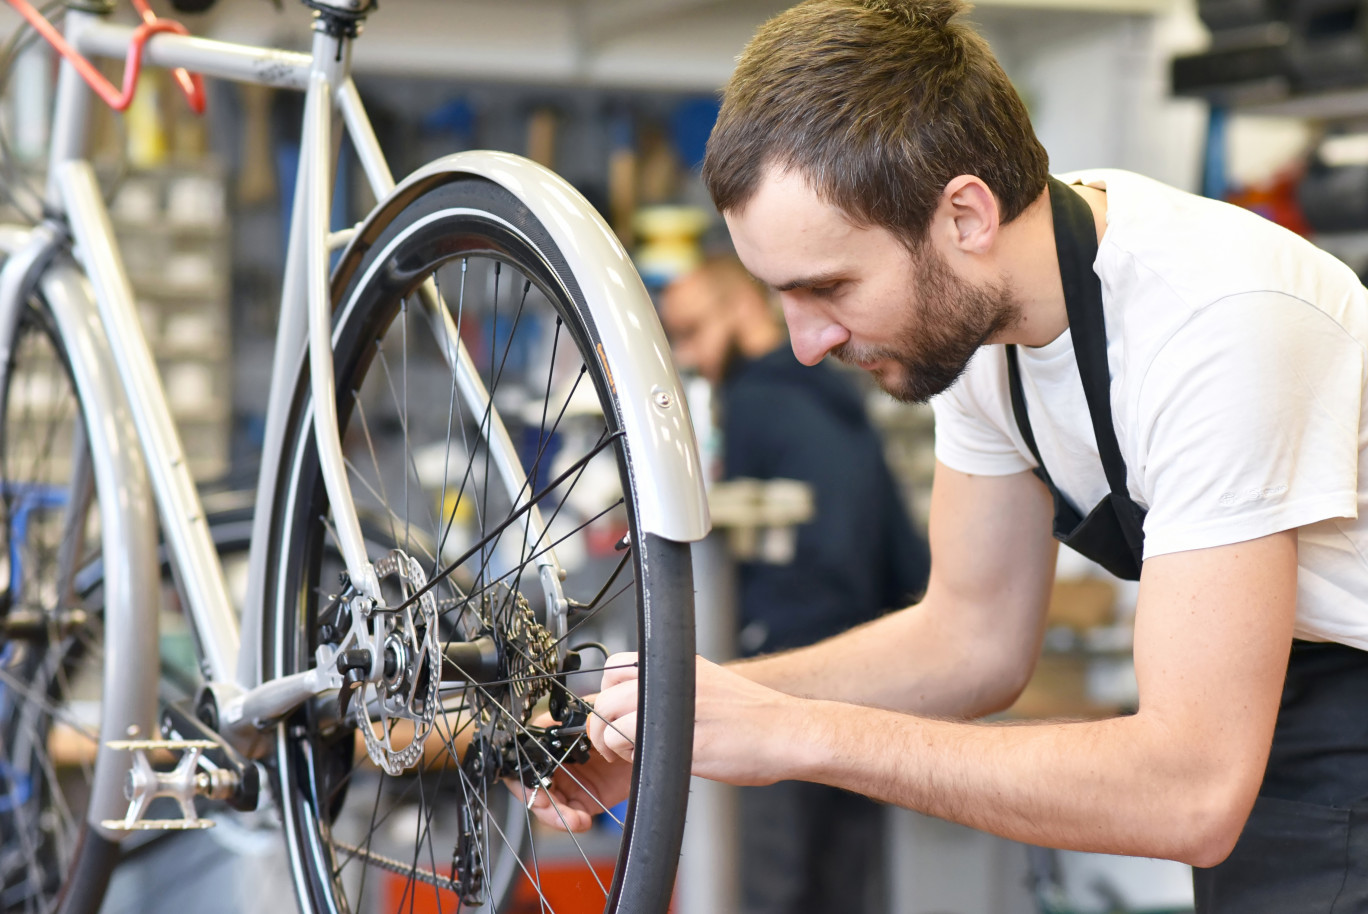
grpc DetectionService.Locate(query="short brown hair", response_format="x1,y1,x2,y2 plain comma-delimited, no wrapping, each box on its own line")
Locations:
703,0,1049,247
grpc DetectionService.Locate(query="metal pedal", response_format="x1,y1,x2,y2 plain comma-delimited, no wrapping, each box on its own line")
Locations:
100,739,225,832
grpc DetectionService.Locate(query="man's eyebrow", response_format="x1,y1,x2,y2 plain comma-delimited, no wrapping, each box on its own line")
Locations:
770,271,844,292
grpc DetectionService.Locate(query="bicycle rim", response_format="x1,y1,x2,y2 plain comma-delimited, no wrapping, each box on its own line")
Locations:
0,299,110,914
266,177,694,914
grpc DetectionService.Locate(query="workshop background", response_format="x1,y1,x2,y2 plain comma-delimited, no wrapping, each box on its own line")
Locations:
0,0,1353,910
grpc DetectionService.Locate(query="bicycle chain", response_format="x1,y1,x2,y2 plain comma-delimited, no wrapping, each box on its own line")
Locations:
332,840,463,895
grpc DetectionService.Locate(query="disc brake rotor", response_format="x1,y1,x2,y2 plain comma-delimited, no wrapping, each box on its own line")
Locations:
354,550,441,775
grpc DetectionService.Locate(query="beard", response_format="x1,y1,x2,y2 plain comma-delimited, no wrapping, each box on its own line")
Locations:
832,245,1021,404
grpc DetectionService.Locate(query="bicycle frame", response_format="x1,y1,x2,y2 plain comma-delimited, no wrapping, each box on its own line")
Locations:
0,0,710,826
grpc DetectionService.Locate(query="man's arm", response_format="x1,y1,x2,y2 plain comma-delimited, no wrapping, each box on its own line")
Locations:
541,460,1052,833
729,462,1059,718
591,463,1299,866
753,530,1297,866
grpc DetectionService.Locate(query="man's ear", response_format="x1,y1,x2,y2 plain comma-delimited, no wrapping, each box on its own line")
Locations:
935,175,1000,255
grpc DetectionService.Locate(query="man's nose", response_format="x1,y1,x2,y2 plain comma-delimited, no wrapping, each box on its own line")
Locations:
781,298,850,366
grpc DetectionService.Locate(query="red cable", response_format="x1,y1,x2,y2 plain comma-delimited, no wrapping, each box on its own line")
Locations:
6,0,206,114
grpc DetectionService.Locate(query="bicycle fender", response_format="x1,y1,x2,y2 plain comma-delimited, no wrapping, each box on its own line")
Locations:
0,223,63,380
36,259,162,840
339,150,711,544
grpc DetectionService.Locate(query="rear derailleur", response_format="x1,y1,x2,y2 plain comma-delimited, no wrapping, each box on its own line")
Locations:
452,673,594,903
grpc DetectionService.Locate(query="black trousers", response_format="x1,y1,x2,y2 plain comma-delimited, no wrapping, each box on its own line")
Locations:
738,781,887,914
1194,640,1368,912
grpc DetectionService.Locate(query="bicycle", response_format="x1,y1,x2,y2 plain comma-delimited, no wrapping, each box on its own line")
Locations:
0,1,709,911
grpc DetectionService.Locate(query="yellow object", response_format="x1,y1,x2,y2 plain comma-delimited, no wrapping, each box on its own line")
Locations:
440,490,475,527
126,72,167,169
634,205,710,286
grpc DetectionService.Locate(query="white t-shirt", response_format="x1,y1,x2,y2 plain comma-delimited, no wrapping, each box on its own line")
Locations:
931,169,1368,651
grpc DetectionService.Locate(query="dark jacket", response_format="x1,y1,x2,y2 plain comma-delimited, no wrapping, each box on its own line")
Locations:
721,348,930,656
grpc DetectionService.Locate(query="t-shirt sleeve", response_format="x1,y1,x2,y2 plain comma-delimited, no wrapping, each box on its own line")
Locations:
930,348,1036,477
1137,292,1364,558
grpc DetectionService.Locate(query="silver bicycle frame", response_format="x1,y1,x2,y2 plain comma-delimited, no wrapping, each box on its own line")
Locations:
0,1,709,794
29,9,581,694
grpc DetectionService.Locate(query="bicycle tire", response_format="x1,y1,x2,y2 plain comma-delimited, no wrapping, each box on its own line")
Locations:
264,175,695,914
0,296,118,914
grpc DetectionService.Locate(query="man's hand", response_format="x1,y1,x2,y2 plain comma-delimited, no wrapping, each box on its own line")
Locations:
514,742,634,833
590,651,803,786
510,692,635,833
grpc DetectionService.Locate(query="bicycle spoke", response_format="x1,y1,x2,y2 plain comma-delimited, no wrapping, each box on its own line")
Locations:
0,726,52,913
0,658,99,746
487,419,607,603
331,765,387,893
401,763,439,912
341,453,437,568
557,578,636,650
437,421,615,612
483,370,593,630
6,667,82,840
374,339,444,552
402,299,410,553
350,387,403,554
479,264,502,600
390,432,623,618
507,727,548,911
446,497,627,629
434,273,467,592
446,258,486,549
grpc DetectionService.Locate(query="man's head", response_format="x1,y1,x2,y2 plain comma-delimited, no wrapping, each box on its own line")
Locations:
703,0,1049,248
660,256,783,385
702,0,1043,403
725,169,1021,404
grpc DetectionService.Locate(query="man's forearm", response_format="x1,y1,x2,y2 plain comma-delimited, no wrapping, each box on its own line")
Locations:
726,467,1057,718
761,695,1256,867
728,599,1038,720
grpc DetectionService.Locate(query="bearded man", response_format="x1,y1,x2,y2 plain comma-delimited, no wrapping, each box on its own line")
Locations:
540,2,1368,910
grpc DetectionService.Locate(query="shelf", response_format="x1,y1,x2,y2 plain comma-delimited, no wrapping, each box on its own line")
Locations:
1231,85,1368,119
129,276,227,302
113,218,227,238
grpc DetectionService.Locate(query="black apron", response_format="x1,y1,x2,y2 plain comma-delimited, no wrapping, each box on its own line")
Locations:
1015,178,1368,912
1006,176,1146,582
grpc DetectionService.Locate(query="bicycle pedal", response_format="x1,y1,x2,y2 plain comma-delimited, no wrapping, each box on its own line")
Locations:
99,818,216,831
106,739,218,752
100,738,225,831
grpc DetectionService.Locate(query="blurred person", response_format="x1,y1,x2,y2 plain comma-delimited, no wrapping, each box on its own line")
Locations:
660,255,930,914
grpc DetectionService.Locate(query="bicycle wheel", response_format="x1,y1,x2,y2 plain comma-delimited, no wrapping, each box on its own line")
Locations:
0,297,116,914
265,176,695,914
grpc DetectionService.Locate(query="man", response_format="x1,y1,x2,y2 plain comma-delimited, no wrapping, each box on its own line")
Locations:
539,1,1368,909
660,255,929,913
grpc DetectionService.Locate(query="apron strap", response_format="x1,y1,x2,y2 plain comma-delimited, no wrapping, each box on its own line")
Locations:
1006,178,1147,562
1051,178,1128,500
1004,345,1055,490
